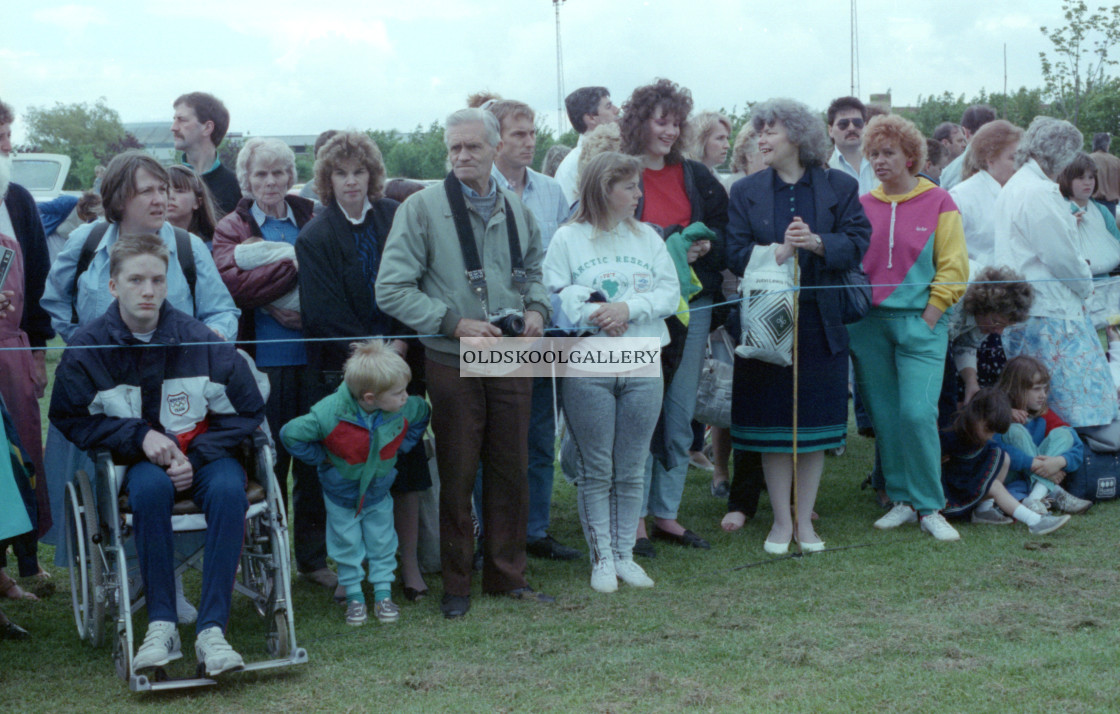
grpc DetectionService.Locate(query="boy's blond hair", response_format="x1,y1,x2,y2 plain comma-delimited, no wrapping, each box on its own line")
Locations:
343,340,411,398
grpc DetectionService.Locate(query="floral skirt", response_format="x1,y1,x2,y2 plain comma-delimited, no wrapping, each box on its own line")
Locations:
1001,314,1118,428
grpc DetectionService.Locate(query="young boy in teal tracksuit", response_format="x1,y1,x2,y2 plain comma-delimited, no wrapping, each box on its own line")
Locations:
281,340,430,626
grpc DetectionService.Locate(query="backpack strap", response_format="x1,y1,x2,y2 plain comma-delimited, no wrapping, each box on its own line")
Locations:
70,222,111,324
70,224,197,324
172,227,197,313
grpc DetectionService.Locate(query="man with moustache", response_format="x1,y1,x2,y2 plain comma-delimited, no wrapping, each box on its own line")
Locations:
172,92,241,214
826,96,877,194
376,108,554,619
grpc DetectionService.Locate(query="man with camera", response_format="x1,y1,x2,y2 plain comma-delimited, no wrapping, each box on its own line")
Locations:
376,107,552,619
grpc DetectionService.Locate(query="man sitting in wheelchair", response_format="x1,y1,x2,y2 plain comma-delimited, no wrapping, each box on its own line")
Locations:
49,233,265,677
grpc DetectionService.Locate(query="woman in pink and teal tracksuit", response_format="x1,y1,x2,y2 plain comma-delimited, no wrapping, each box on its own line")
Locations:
848,115,970,541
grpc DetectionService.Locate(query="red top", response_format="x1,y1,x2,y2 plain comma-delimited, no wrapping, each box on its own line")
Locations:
641,163,691,229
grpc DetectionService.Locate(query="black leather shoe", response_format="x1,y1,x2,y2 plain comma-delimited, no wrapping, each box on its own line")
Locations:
650,524,711,550
0,619,30,640
526,535,582,561
503,587,556,603
404,587,429,602
441,594,471,619
632,537,657,558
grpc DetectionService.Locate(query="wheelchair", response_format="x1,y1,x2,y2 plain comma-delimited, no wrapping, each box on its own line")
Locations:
63,430,308,691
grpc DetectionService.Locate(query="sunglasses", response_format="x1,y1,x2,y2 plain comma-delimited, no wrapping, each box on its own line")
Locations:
836,118,865,130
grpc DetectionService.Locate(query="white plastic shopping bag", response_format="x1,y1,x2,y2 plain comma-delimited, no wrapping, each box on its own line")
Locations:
736,244,795,366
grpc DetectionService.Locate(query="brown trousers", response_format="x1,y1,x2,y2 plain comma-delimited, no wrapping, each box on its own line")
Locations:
426,359,532,596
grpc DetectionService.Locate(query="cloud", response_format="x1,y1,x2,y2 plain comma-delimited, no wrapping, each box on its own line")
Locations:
31,4,107,33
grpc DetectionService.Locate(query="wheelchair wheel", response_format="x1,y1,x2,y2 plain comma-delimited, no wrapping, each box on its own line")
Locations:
113,626,130,681
65,472,106,646
266,610,289,658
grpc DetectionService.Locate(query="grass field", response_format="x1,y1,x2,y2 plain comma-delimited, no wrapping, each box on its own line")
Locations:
6,342,1120,712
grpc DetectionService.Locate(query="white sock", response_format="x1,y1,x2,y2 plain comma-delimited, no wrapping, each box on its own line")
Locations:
1013,505,1042,526
1028,483,1049,501
975,499,996,513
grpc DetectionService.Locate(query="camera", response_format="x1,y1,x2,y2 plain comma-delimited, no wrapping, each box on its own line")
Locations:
489,309,526,337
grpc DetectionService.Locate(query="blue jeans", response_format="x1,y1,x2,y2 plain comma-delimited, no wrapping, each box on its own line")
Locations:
526,375,558,541
125,457,247,632
643,297,712,519
563,376,662,562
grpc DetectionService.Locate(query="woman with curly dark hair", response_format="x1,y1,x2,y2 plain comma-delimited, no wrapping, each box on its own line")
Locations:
294,131,432,601
619,78,728,556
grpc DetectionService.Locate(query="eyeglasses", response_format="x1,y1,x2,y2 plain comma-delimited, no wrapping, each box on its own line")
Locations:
836,118,865,130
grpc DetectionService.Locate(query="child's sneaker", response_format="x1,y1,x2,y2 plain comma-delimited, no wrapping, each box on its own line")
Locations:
590,559,617,593
1028,513,1071,535
919,512,961,541
1022,498,1049,515
346,600,367,626
1049,486,1092,514
132,620,182,671
615,559,654,588
970,508,1012,525
373,598,400,623
194,626,244,677
874,503,917,529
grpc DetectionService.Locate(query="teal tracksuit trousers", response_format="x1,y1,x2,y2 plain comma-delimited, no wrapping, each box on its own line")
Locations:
849,308,948,515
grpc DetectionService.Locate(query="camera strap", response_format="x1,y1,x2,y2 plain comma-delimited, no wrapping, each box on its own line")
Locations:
444,172,527,313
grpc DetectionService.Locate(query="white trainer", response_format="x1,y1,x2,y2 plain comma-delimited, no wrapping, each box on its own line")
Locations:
590,559,617,593
133,620,182,671
1028,513,1071,535
615,559,654,588
1049,486,1092,514
874,503,917,530
920,512,961,541
195,626,245,677
970,508,1012,525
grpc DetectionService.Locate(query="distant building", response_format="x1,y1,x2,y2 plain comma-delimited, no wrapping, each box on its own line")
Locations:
124,122,315,164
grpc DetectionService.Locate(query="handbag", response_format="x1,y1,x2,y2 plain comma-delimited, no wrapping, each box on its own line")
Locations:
736,244,795,366
836,265,872,324
693,326,735,429
1065,448,1119,502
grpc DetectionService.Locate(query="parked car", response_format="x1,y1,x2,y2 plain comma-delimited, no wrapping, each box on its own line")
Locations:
11,153,73,201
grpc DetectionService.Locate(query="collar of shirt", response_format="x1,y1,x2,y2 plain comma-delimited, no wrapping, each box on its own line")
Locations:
491,164,536,194
336,198,374,225
461,176,497,199
183,156,224,176
251,199,298,228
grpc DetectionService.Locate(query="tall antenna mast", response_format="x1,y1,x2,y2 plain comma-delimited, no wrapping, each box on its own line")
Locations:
554,0,567,135
850,0,861,97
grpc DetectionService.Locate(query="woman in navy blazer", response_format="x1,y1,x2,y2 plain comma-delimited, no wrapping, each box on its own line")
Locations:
725,98,870,554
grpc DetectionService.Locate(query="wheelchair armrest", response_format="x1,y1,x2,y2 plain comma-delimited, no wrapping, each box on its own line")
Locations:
251,430,270,450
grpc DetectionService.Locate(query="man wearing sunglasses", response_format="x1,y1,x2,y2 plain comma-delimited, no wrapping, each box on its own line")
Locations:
826,96,876,195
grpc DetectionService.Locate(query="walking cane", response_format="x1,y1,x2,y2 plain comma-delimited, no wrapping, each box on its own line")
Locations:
791,249,801,535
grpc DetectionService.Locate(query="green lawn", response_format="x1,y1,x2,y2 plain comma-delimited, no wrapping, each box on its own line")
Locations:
9,341,1120,712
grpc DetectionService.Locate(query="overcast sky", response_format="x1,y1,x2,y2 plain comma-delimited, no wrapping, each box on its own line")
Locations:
1,0,1063,142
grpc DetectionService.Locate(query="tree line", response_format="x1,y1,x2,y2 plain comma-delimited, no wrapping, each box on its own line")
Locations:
16,1,1119,187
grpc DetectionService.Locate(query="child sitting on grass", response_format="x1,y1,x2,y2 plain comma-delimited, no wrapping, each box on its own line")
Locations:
940,388,1070,535
993,356,1092,516
281,340,430,626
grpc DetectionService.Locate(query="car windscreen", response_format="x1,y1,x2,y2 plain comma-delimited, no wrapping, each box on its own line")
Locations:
12,159,64,191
